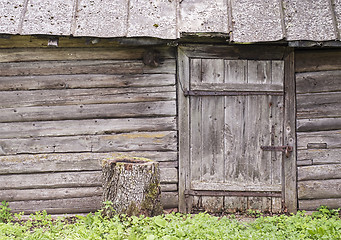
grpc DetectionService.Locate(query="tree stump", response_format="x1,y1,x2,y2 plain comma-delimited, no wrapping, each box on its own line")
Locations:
102,157,163,216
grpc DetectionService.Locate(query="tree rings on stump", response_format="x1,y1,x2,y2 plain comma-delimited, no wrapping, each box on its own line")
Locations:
102,157,163,216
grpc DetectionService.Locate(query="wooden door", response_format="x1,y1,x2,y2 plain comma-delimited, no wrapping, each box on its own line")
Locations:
178,45,297,213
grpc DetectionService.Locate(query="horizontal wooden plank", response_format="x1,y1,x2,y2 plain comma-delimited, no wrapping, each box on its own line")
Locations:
0,47,175,63
8,196,102,214
0,152,178,174
0,187,102,202
295,50,341,73
298,179,341,200
297,92,341,119
297,118,341,132
0,59,176,76
0,131,177,155
161,184,177,192
298,164,341,181
297,149,341,164
0,171,102,190
0,86,176,108
297,159,313,166
0,101,176,122
299,198,341,211
0,117,176,138
180,45,286,60
7,191,178,214
0,74,175,91
190,82,283,92
160,192,178,209
191,181,282,192
296,70,341,93
297,130,341,150
160,168,178,184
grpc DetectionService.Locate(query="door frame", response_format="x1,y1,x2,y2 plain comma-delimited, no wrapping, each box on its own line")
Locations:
177,44,297,213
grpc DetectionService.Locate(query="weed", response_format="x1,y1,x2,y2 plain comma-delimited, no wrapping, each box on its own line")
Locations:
0,201,13,223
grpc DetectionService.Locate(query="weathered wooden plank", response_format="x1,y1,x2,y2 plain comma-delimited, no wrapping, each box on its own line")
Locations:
0,117,176,139
160,192,178,209
179,45,286,60
298,164,341,181
0,59,176,76
190,82,283,92
297,92,341,119
201,59,225,183
248,197,272,212
0,187,102,202
247,61,272,84
0,47,175,63
0,131,177,155
296,70,341,94
0,87,176,108
299,198,341,211
295,50,341,72
272,197,282,213
0,101,176,123
160,184,177,192
177,47,190,212
0,171,102,190
160,168,178,184
0,74,175,91
191,181,282,192
297,148,341,165
298,179,341,199
297,130,341,150
8,196,102,214
0,152,177,174
297,159,313,166
283,50,297,213
297,118,341,132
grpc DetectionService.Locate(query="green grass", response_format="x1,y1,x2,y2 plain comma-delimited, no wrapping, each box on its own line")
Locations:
0,202,340,239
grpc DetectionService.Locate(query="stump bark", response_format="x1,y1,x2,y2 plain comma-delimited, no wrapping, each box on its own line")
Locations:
102,157,163,216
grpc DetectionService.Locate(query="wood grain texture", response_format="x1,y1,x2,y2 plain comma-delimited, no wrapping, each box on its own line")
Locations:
0,131,177,155
295,50,341,73
0,117,176,138
0,59,176,76
296,92,341,119
296,70,341,93
297,149,341,164
0,47,175,63
298,164,341,181
0,74,175,91
297,118,341,132
0,87,176,108
0,152,177,174
298,179,341,199
0,101,176,123
299,198,341,211
297,130,341,150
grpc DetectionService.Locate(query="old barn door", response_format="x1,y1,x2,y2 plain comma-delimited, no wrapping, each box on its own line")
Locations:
178,45,296,213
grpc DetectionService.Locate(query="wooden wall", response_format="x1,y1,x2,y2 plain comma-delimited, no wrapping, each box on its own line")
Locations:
0,46,178,214
295,49,341,211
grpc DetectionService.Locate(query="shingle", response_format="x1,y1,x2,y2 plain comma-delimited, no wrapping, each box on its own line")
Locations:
21,0,73,35
231,0,284,42
74,0,128,38
127,0,177,39
283,0,336,41
0,0,25,34
178,0,228,34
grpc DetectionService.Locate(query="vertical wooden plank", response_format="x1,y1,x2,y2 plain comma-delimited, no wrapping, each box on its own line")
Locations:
271,60,285,212
178,48,190,213
224,196,248,213
190,59,202,182
247,61,272,84
283,49,297,213
248,197,272,212
200,59,225,211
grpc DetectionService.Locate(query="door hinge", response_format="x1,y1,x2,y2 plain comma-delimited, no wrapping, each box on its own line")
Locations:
261,145,293,158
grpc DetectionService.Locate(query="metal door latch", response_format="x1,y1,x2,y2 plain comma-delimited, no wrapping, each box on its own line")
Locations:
261,145,293,158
